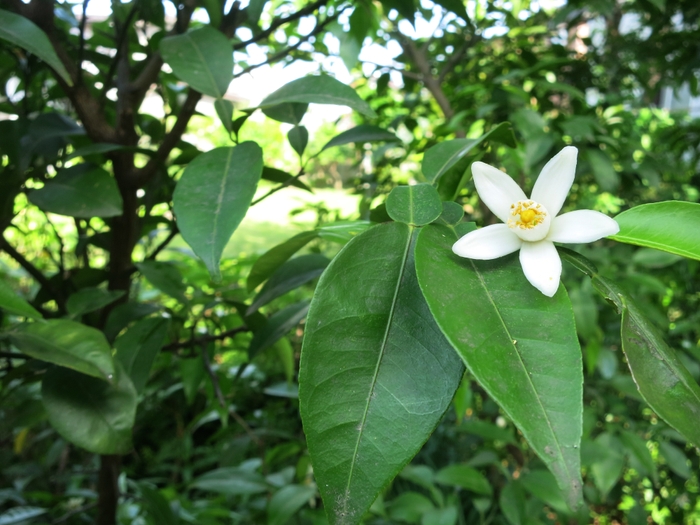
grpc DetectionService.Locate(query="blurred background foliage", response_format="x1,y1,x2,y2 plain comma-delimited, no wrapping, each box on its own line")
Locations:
1,0,700,524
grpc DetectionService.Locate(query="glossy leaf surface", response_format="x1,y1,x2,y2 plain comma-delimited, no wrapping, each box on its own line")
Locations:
299,222,464,525
115,317,170,393
611,201,700,261
0,9,72,84
385,184,442,226
415,224,583,510
0,278,41,320
9,320,114,381
259,75,376,117
159,26,233,98
421,122,516,184
173,143,263,281
29,165,123,218
41,361,137,454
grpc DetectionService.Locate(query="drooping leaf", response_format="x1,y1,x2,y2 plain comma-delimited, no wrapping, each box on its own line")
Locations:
0,9,72,84
41,361,137,454
259,75,376,118
114,317,170,393
214,98,234,132
421,122,516,184
66,287,125,316
173,143,263,281
261,166,312,192
414,224,583,510
321,124,398,150
0,278,41,320
28,165,123,218
159,26,233,98
247,254,329,314
267,485,316,525
287,125,309,157
385,184,442,226
248,300,309,359
299,222,464,525
247,230,318,292
137,260,187,302
611,201,700,261
9,320,114,381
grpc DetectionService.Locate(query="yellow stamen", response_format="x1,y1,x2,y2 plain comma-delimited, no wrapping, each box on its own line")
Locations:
520,209,537,224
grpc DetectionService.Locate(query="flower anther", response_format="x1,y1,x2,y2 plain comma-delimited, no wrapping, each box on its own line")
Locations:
452,146,620,297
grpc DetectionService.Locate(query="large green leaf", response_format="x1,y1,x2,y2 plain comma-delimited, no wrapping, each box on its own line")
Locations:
247,254,328,314
28,165,123,218
173,143,263,281
414,224,583,510
611,201,700,261
159,26,233,98
322,124,398,150
299,222,464,525
421,122,516,184
41,361,137,454
0,9,72,85
115,317,170,393
385,184,442,226
259,75,376,118
0,278,41,320
9,320,114,381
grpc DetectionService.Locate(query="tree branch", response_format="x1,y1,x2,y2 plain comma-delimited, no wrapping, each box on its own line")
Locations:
77,0,90,84
162,325,249,352
146,224,179,260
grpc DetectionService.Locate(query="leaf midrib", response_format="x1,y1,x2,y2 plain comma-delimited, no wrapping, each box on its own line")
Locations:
341,225,413,511
186,32,222,98
209,148,234,267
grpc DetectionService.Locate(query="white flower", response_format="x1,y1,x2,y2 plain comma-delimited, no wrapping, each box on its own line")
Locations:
452,146,619,297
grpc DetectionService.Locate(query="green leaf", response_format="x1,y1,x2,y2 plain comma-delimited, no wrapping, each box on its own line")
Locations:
173,143,263,281
0,278,41,320
317,221,372,244
589,433,624,498
288,125,309,157
435,201,464,226
620,298,700,448
41,361,137,454
114,317,170,394
387,492,434,523
519,470,568,514
267,485,316,525
299,222,464,525
137,260,187,302
248,301,309,359
139,484,179,525
619,430,656,481
65,143,133,161
433,0,469,21
190,467,268,495
0,506,48,525
611,202,700,261
247,230,318,292
499,481,526,525
247,254,329,314
658,441,691,478
159,26,232,98
28,165,123,218
434,465,492,496
421,122,516,184
9,320,114,381
0,9,72,85
261,166,312,192
259,75,376,118
585,149,619,192
321,124,399,150
66,287,125,316
262,102,308,125
414,224,583,510
214,98,234,132
386,184,442,226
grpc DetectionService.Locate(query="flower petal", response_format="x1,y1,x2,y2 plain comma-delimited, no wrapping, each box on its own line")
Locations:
472,161,527,223
530,146,577,217
519,241,561,297
547,210,620,243
453,224,522,260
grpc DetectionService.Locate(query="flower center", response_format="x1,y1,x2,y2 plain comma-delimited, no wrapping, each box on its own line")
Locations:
507,200,551,241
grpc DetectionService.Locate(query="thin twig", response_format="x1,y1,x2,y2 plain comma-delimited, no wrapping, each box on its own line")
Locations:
162,326,249,352
200,343,262,445
250,168,305,206
99,2,139,104
146,224,179,260
0,237,64,307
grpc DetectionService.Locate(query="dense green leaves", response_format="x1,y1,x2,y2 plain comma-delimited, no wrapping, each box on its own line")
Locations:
173,143,263,281
159,26,233,98
299,222,463,525
115,317,170,394
421,122,516,184
259,75,376,117
0,9,72,84
41,361,137,454
28,165,123,218
0,278,41,320
9,320,114,381
66,287,124,316
415,224,583,510
385,184,442,226
612,201,700,261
